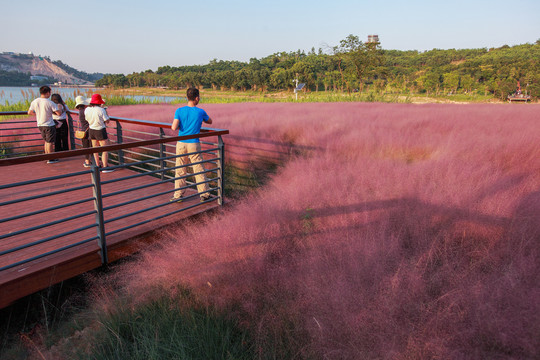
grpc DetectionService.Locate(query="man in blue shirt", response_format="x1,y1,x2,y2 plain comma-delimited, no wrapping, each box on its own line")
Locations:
170,88,214,202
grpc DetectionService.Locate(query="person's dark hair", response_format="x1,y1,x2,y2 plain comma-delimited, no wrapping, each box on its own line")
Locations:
50,93,66,106
39,86,51,95
186,88,199,101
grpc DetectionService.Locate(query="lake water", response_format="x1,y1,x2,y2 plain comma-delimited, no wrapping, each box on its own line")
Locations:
0,86,184,105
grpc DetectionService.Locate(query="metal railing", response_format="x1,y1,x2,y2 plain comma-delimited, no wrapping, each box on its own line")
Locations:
0,111,228,271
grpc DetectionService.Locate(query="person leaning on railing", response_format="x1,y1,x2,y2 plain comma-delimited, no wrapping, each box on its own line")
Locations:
170,87,214,203
27,85,62,163
85,94,114,173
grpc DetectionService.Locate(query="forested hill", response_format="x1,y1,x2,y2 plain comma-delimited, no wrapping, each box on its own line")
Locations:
0,52,103,86
97,37,540,100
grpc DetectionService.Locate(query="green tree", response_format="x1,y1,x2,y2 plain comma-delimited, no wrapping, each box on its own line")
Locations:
417,71,442,95
270,68,289,90
443,72,460,93
332,34,384,92
460,74,475,93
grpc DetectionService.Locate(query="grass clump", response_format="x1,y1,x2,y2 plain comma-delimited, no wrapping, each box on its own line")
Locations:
0,100,32,113
64,95,163,109
77,288,254,360
0,276,91,360
0,94,166,114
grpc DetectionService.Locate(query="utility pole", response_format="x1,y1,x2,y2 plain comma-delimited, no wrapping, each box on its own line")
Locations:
293,74,305,101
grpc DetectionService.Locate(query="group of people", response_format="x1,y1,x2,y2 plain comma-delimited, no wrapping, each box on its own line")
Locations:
29,86,214,201
74,93,113,171
28,85,114,172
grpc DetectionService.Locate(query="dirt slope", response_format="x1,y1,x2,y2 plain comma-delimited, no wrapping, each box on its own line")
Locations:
0,54,90,85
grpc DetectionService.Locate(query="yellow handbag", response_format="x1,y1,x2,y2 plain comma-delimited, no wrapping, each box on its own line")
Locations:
75,130,87,139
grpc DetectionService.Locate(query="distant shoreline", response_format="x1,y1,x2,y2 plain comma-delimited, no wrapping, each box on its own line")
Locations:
51,84,98,88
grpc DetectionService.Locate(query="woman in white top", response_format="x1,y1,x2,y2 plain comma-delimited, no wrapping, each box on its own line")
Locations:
85,93,114,172
51,93,70,152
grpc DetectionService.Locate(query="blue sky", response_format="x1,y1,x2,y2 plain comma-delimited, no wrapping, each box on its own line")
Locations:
2,0,539,74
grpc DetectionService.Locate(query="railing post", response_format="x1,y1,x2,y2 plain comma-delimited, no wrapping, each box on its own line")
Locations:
116,120,124,165
218,135,225,206
67,113,76,150
91,165,108,265
159,128,165,181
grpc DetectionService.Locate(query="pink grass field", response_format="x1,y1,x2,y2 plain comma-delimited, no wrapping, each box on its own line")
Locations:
0,119,43,154
84,103,540,358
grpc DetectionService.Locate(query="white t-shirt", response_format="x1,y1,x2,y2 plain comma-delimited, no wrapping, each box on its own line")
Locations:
52,103,69,121
85,106,110,130
29,97,58,127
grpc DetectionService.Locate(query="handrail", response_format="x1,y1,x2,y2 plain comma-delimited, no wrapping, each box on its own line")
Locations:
0,111,29,117
0,129,229,166
0,110,227,165
1,110,222,131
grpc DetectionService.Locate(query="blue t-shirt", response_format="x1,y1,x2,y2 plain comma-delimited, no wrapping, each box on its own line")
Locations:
174,106,209,143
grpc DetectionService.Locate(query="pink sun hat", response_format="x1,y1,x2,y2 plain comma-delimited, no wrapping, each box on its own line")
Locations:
89,93,105,105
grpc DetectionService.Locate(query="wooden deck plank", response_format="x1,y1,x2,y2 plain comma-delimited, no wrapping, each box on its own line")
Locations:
0,156,219,307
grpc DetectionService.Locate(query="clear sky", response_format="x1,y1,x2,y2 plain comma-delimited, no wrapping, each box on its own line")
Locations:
2,0,539,75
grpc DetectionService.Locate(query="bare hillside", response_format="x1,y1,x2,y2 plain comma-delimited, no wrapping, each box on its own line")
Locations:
0,53,91,85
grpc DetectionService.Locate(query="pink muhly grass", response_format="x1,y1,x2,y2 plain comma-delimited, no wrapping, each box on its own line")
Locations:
92,103,540,359
1,116,44,153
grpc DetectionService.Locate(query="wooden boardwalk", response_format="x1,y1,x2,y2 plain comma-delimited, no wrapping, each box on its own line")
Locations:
0,156,219,308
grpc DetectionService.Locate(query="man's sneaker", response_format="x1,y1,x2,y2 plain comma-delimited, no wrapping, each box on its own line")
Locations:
200,195,215,202
83,163,92,168
169,196,183,203
46,159,59,164
102,168,115,173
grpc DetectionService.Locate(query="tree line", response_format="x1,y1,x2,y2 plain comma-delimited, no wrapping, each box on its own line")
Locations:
51,60,104,83
0,70,51,86
96,36,540,100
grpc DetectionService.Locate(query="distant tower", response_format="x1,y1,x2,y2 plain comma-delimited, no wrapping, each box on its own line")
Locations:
367,35,379,44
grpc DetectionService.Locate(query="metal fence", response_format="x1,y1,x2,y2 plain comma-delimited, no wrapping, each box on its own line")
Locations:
0,111,228,272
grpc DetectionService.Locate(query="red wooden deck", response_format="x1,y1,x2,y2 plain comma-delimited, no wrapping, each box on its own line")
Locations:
0,156,219,308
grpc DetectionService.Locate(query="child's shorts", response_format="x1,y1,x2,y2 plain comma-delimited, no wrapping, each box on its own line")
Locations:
89,128,108,141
